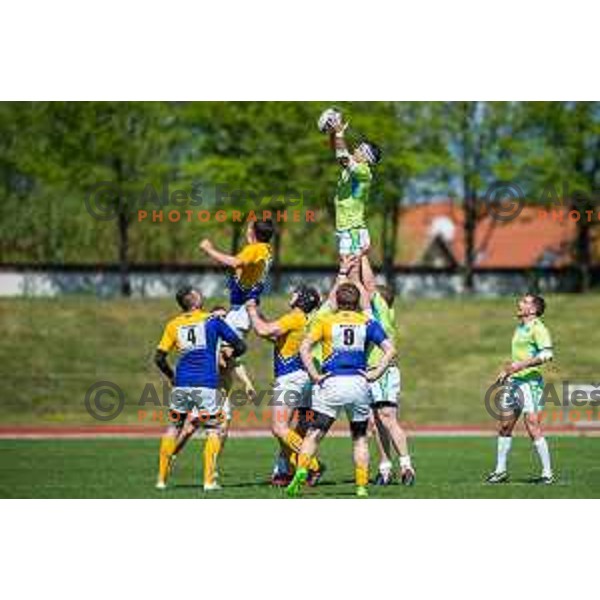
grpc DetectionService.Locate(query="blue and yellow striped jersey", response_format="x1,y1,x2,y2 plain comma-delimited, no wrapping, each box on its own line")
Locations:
157,310,240,388
273,308,308,377
228,242,272,305
308,310,387,375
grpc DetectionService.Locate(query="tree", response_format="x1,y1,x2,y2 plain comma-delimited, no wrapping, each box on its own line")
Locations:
337,102,449,282
17,101,179,295
445,102,529,292
181,101,332,289
521,101,600,291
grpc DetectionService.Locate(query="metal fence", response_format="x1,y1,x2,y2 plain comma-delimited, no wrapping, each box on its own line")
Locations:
0,263,597,298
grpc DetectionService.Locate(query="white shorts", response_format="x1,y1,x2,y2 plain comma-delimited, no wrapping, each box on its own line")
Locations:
225,305,250,337
369,366,401,407
272,370,311,423
501,378,545,414
170,386,220,418
336,227,370,256
311,375,371,422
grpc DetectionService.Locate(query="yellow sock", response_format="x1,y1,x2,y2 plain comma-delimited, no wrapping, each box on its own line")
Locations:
297,453,312,471
355,465,369,487
284,430,320,471
204,435,222,486
288,452,298,469
158,436,176,483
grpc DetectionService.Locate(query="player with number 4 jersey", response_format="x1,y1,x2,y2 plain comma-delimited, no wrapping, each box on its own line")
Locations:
154,286,246,491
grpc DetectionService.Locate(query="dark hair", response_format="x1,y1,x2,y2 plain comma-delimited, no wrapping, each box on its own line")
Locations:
377,285,395,308
361,139,382,165
210,305,227,315
336,283,360,311
253,219,275,243
526,293,546,316
175,286,198,311
293,285,321,314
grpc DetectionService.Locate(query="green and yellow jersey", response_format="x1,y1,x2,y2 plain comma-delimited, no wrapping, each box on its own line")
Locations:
367,291,396,368
334,161,372,231
308,301,334,369
511,318,553,381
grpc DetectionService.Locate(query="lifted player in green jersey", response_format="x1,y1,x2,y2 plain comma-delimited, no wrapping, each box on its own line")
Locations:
486,293,554,485
329,119,381,259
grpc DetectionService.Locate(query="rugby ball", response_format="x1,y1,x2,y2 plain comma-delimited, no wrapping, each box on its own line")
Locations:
317,108,342,133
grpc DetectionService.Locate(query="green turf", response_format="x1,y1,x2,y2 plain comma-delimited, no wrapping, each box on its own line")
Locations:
1,294,599,426
1,436,599,498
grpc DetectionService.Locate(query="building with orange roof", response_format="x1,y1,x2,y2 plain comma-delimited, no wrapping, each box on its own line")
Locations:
396,201,588,268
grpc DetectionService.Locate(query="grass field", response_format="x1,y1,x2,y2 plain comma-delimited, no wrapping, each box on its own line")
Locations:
3,293,599,498
1,436,599,498
2,294,599,426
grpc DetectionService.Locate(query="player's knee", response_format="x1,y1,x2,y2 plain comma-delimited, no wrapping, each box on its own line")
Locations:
525,414,542,438
498,415,515,436
377,408,396,426
168,410,187,432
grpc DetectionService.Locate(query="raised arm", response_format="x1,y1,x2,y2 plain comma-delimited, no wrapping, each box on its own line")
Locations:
199,239,241,269
330,120,351,167
327,255,359,308
353,277,372,314
360,254,377,297
343,255,371,312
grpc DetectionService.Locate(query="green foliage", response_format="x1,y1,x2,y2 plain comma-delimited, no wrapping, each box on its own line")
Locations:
1,102,599,269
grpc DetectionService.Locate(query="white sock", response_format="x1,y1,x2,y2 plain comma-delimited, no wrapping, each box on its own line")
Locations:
496,436,512,473
534,437,552,477
399,455,412,470
379,460,393,476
